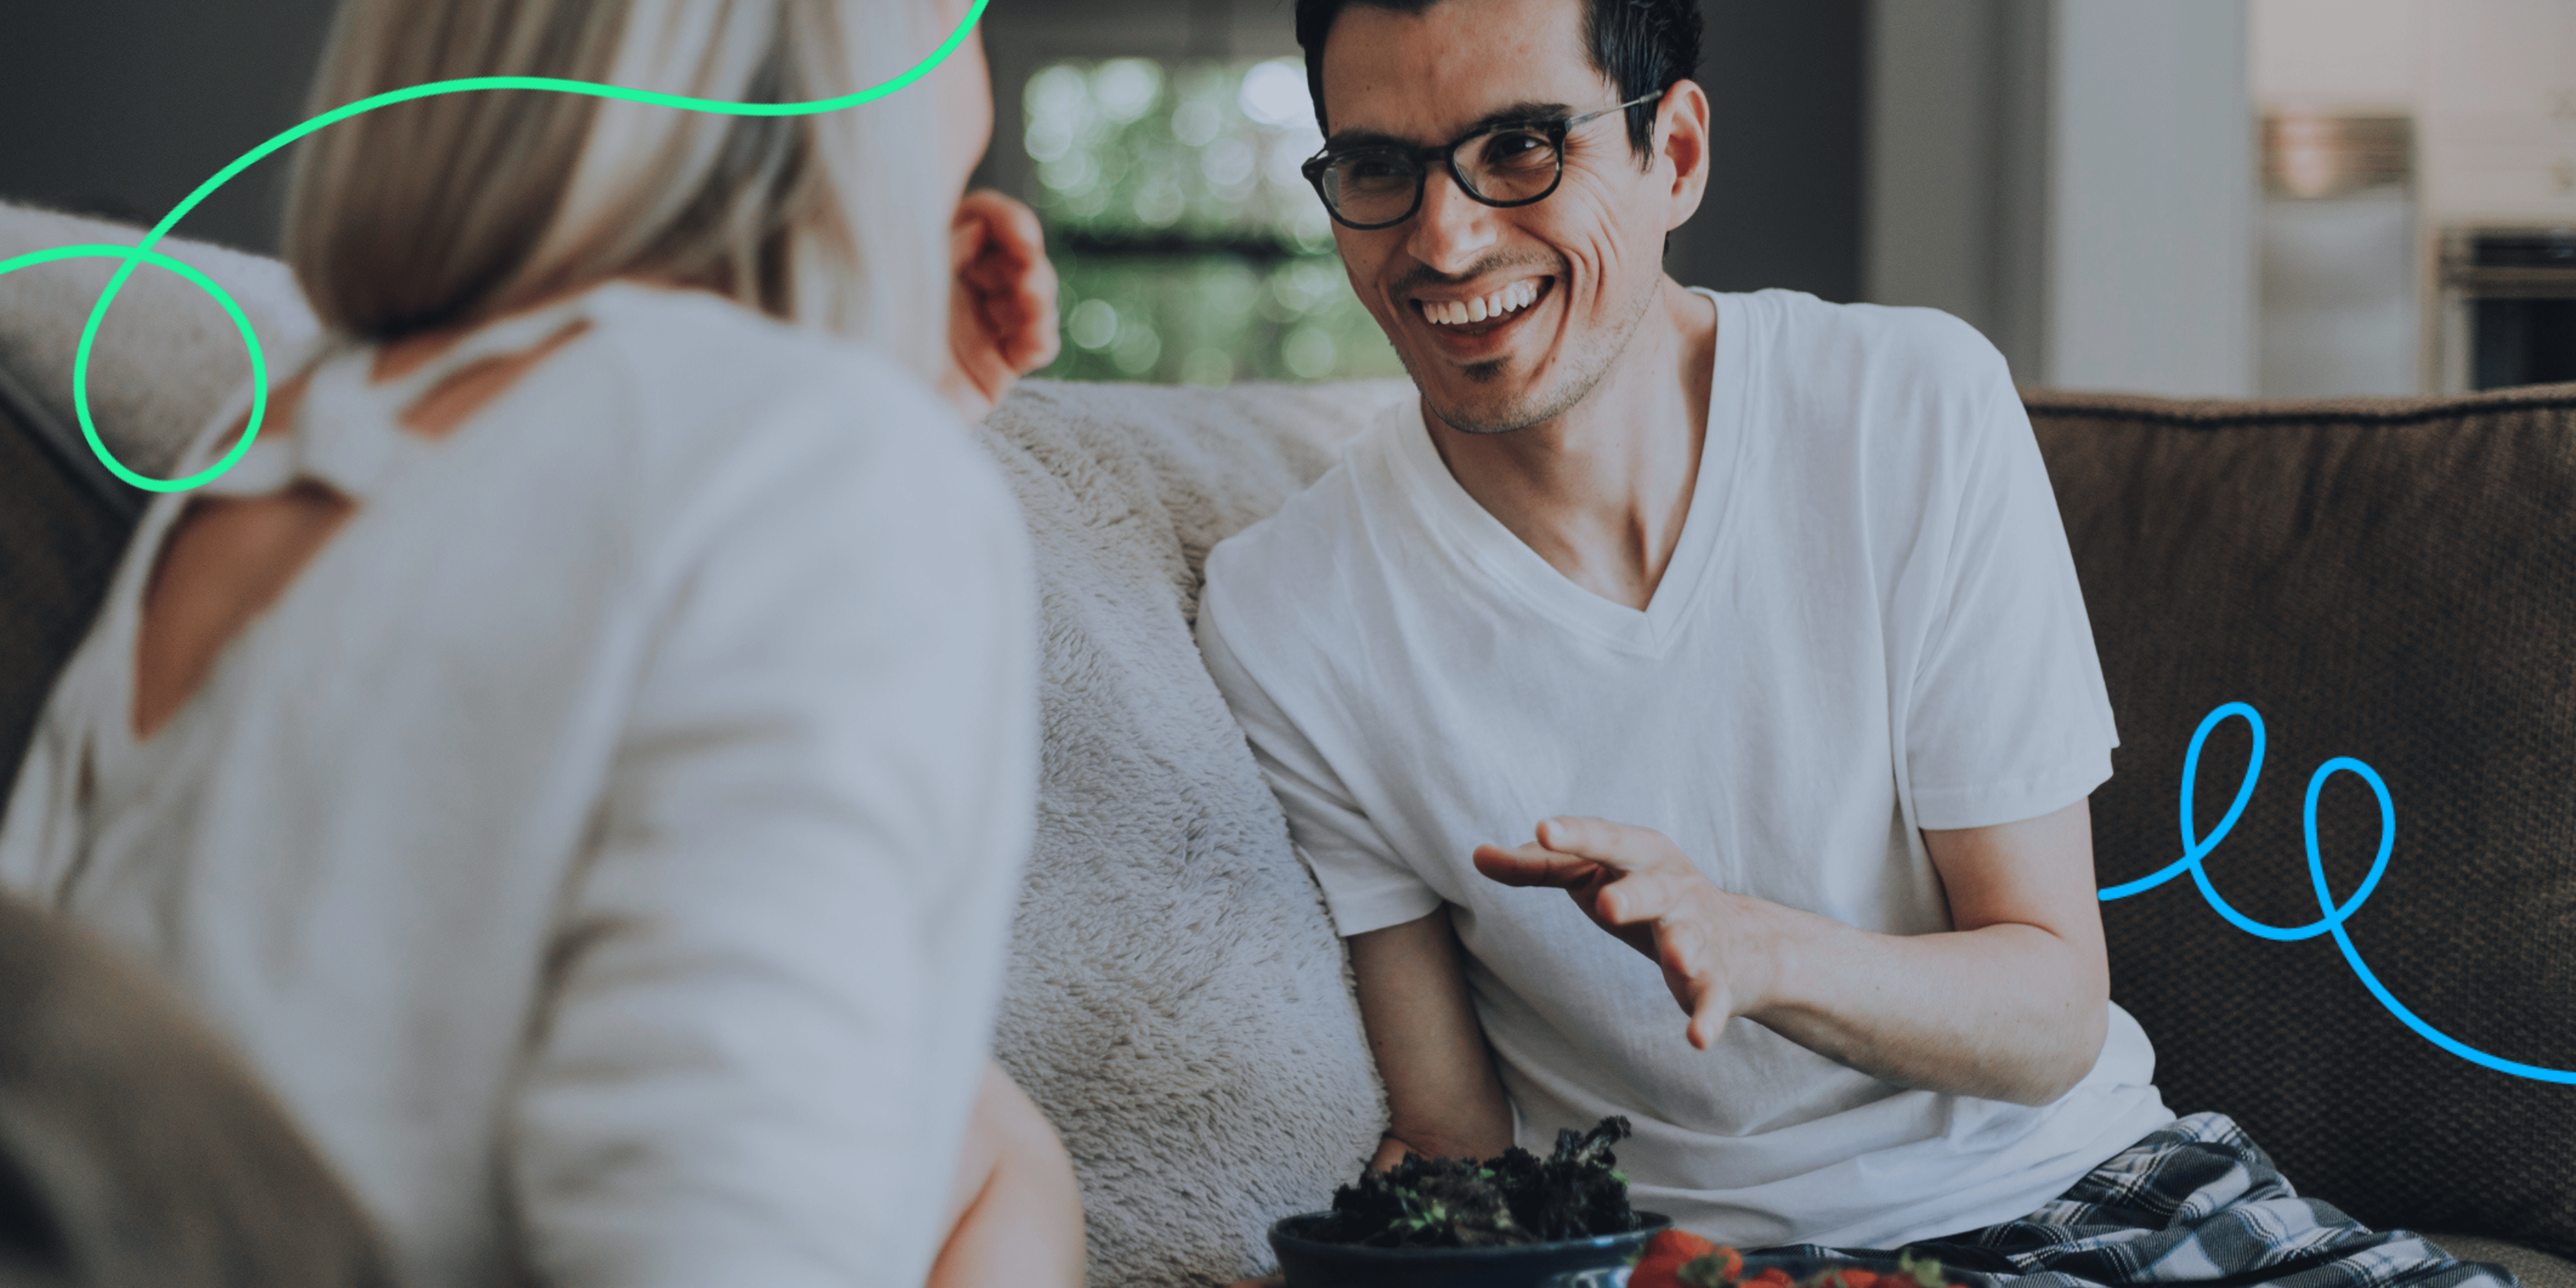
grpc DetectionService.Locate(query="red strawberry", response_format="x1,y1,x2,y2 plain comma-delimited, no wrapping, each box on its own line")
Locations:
1680,1246,1748,1287
1632,1230,1723,1288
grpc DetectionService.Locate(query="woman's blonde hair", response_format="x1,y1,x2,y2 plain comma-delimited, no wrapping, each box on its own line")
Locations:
282,0,951,376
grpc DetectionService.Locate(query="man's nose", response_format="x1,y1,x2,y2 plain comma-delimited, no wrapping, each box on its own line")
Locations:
1403,167,1501,275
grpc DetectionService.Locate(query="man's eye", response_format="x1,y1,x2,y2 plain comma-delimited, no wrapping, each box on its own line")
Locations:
1340,155,1411,183
1478,131,1555,171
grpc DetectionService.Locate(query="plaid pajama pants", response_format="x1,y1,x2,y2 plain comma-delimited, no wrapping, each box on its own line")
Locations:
1773,1112,2519,1288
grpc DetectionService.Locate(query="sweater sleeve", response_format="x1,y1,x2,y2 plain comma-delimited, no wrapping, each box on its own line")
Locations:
503,367,1038,1288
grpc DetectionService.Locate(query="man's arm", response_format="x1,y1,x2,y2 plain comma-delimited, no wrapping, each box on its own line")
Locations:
1350,906,1517,1170
1474,799,2110,1106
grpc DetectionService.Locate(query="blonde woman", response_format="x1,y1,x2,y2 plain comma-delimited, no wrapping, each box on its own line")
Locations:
0,1,1082,1286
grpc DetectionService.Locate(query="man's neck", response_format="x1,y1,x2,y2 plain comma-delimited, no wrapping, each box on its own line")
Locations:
1425,278,1718,613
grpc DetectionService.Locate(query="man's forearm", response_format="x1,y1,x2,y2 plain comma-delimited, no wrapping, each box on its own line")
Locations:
1744,906,2109,1105
1350,909,1516,1168
1476,804,2114,1107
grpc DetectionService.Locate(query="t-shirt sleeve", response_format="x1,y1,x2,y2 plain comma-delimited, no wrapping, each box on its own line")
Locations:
1902,357,2119,831
1196,555,1444,937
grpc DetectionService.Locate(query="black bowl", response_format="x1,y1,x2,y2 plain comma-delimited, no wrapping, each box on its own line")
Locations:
1268,1210,1674,1288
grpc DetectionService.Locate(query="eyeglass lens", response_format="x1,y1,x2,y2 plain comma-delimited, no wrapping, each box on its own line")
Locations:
1322,127,1562,225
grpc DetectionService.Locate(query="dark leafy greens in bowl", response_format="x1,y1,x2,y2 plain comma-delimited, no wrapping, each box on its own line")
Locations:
1268,1117,1670,1287
1319,1116,1643,1247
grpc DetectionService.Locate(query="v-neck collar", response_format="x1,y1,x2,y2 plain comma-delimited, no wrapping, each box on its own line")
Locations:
1385,287,1749,657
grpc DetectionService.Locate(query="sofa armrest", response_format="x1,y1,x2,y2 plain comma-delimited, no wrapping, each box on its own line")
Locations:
0,202,317,479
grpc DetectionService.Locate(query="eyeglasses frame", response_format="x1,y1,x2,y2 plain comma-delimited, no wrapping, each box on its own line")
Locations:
1298,90,1663,231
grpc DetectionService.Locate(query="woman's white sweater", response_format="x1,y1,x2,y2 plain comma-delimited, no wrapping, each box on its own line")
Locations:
0,282,1037,1288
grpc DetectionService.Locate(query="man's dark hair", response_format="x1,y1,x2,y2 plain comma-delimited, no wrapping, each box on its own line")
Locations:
1292,0,1703,166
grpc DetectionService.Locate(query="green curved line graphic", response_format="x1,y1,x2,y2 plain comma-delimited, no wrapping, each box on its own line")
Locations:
0,243,271,493
0,0,988,493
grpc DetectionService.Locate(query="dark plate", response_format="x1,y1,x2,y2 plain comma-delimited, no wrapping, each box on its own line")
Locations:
1269,1210,1674,1288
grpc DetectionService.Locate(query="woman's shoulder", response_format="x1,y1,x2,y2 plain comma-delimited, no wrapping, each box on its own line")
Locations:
582,284,950,434
558,284,986,503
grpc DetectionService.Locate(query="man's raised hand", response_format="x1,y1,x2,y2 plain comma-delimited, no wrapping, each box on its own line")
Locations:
1472,817,1777,1051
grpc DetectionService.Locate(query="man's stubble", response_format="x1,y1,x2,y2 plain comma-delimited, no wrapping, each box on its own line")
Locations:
1408,255,1665,438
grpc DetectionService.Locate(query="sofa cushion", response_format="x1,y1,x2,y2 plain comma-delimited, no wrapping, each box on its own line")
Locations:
0,205,318,480
2028,387,2576,1260
975,377,1405,1284
2425,1233,2576,1288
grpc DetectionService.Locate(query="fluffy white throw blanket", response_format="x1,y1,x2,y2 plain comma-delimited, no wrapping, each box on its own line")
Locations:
0,204,1408,1284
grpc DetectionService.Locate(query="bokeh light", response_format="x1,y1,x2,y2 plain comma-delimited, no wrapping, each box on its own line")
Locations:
1024,56,1400,385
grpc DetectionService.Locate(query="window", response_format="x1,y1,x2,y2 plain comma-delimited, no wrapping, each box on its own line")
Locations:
1023,57,1406,385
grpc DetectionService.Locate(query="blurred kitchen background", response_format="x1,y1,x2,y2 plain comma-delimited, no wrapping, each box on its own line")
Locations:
3,0,2573,397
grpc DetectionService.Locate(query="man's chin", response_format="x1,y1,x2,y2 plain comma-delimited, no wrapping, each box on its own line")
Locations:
1422,392,1546,436
1413,362,1587,437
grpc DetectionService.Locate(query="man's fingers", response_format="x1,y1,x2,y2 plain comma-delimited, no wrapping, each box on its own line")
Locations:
1685,969,1733,1050
1686,995,1724,1050
1532,815,1682,871
1471,842,1600,888
1591,864,1696,926
1478,841,1686,925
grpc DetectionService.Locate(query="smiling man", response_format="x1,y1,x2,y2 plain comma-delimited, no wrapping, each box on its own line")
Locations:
1195,0,2515,1284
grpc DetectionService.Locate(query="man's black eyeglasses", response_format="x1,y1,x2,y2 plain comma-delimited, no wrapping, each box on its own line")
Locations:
1298,91,1660,231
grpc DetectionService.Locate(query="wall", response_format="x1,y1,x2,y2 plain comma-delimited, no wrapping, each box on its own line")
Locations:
2048,0,2257,397
1861,0,2051,380
1666,1,1866,303
0,0,339,253
1866,0,2258,397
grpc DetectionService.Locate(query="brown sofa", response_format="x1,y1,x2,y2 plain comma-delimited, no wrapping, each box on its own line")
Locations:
2030,388,2576,1287
3,306,2573,1282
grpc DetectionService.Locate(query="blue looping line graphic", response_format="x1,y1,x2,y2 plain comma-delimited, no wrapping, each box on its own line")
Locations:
2099,702,2576,1084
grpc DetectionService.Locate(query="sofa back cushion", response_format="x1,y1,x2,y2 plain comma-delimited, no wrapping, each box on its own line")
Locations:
972,377,1407,1284
2028,388,2576,1259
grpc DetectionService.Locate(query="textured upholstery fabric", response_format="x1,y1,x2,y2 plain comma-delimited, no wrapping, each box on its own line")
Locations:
2427,1233,2576,1288
2027,387,2576,1261
973,378,1405,1284
0,381,132,797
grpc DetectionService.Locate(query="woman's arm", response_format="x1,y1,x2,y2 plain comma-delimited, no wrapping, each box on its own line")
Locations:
929,1061,1085,1288
1349,906,1515,1171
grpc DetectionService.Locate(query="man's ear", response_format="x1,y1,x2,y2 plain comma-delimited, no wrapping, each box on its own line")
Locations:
1655,78,1712,232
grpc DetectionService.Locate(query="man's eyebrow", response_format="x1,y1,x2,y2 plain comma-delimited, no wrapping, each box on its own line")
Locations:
1323,101,1576,152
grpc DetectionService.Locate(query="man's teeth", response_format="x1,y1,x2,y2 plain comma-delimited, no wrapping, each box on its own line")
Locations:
1423,281,1540,326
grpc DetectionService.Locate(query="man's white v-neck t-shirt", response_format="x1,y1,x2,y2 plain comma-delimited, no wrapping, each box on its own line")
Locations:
1196,288,2172,1249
